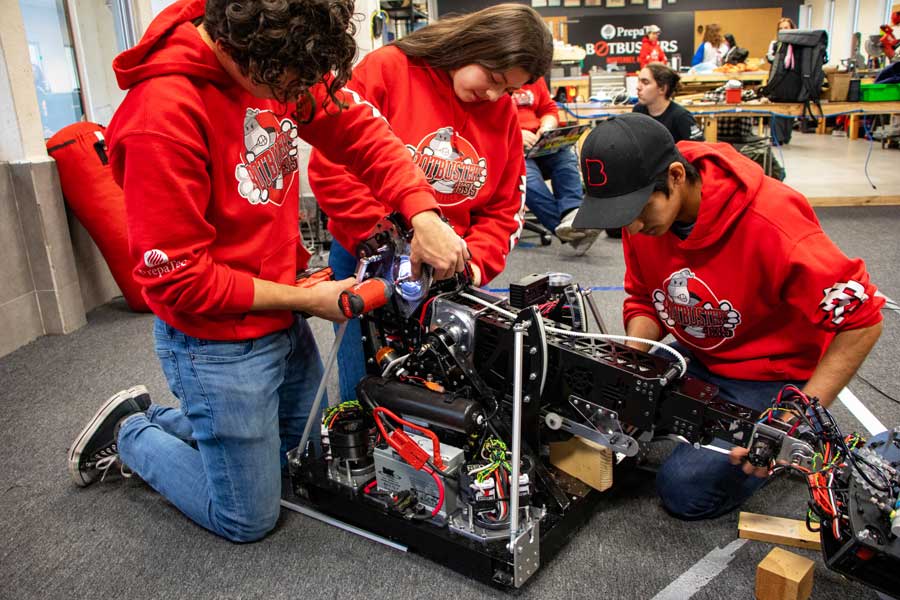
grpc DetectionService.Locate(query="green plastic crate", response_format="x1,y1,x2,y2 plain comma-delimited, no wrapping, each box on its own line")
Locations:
859,83,900,102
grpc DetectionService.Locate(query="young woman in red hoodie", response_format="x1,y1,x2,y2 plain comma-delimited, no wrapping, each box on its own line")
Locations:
308,4,553,402
67,0,469,543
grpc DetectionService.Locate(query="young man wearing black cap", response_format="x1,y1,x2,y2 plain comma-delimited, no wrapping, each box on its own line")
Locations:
573,113,884,519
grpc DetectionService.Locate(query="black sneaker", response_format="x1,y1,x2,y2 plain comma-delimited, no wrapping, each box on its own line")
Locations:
68,385,151,487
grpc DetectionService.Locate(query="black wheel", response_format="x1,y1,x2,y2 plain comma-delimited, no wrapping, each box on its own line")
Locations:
541,233,553,246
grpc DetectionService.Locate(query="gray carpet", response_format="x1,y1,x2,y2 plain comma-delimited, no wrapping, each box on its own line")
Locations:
1,206,899,599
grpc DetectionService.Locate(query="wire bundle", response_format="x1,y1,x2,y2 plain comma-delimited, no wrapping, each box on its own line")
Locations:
760,385,895,540
466,437,524,527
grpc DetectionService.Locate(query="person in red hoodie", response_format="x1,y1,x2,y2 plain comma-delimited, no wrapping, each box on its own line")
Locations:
67,0,468,542
638,25,667,69
572,113,884,519
514,77,599,254
308,4,553,402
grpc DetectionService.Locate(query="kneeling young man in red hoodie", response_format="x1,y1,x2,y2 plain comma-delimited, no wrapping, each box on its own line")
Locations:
67,0,468,542
572,113,884,519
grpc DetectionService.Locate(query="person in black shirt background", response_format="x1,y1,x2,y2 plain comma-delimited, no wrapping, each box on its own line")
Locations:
633,63,704,143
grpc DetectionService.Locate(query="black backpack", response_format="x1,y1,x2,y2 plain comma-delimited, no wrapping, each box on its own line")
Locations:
760,30,828,121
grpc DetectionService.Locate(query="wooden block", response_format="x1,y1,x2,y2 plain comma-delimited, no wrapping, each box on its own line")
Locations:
756,547,815,600
807,195,900,207
549,436,613,492
738,512,821,551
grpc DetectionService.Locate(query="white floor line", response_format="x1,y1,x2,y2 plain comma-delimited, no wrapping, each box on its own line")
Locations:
649,539,748,600
837,386,887,436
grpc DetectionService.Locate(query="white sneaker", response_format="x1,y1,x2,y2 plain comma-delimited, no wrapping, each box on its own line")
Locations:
555,210,587,242
569,229,600,256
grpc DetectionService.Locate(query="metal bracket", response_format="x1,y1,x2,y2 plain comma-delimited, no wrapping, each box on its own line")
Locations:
564,396,640,456
751,422,817,470
511,519,540,588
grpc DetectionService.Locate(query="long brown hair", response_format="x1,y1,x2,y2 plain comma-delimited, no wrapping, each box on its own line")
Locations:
393,4,553,83
776,17,797,32
703,23,723,47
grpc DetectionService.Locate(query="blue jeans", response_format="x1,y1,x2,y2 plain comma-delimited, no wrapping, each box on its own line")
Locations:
118,316,325,542
329,240,368,403
525,148,583,232
654,343,805,520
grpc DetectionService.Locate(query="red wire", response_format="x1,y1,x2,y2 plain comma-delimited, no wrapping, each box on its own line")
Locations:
418,295,437,328
372,406,444,470
363,480,377,494
424,466,444,517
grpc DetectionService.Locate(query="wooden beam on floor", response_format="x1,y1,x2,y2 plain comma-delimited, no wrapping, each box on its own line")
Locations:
807,195,900,207
738,512,821,551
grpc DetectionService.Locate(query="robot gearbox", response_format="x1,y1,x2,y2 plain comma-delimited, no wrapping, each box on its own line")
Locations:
287,216,900,594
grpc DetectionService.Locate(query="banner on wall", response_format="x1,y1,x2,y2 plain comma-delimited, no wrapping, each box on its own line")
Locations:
566,13,695,72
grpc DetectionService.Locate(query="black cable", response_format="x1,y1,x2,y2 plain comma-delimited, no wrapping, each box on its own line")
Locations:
861,116,877,190
853,372,900,405
849,449,893,492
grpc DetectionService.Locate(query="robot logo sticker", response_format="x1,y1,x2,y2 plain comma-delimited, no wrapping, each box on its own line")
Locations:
407,127,487,205
652,268,742,350
234,108,300,207
819,280,869,326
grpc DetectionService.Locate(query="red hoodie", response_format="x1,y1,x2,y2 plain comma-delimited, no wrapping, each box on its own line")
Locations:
308,46,526,284
622,142,884,381
638,36,667,68
512,79,558,133
106,0,437,340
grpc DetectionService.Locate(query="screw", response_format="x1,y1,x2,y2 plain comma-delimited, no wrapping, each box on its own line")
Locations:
529,373,537,381
524,396,531,403
529,347,538,355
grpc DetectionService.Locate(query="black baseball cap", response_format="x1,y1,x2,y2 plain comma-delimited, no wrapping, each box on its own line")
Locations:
573,113,682,230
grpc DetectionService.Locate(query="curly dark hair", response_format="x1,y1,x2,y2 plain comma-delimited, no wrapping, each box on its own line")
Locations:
203,0,357,123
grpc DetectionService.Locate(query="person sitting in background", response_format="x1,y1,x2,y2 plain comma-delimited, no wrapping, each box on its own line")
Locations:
514,77,598,253
691,24,729,69
639,24,667,69
722,34,749,65
767,18,797,144
633,63,704,143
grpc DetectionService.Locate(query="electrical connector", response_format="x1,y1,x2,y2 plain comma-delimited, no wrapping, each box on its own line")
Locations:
388,429,430,470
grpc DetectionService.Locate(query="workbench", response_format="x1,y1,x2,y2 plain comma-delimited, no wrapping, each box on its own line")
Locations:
558,101,900,143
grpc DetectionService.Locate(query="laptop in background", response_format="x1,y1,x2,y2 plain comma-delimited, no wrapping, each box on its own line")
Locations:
525,124,592,159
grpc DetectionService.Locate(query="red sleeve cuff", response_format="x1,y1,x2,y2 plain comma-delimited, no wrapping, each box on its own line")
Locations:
396,190,440,221
226,271,257,313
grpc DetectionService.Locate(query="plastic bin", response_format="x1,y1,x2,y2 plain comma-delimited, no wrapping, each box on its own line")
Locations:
859,83,900,102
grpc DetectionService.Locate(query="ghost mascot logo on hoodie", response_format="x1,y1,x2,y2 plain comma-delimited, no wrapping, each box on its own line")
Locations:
407,127,487,206
235,108,300,206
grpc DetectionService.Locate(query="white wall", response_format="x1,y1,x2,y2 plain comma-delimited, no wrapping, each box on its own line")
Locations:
805,0,895,64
